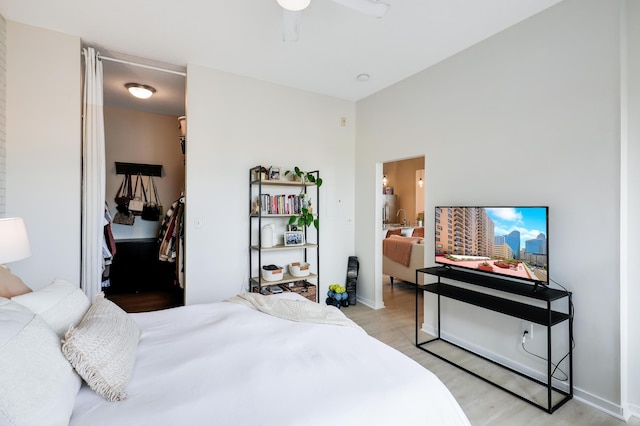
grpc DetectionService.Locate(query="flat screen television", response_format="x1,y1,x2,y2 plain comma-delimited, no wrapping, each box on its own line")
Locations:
434,206,549,285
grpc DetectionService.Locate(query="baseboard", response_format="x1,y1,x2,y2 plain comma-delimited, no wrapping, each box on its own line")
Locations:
420,323,625,418
572,387,625,420
356,295,384,309
627,402,640,421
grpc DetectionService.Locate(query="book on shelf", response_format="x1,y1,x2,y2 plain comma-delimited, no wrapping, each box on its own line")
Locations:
256,194,312,215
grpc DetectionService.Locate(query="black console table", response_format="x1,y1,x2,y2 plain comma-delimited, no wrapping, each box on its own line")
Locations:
415,266,573,413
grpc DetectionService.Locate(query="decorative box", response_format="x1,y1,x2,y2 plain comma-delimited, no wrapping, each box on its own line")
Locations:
286,281,316,302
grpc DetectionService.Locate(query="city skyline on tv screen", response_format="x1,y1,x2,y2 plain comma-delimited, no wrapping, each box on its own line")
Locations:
435,206,548,283
485,207,548,249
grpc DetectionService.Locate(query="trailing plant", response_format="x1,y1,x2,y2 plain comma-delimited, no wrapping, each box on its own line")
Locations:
291,206,318,230
285,166,322,230
285,166,322,187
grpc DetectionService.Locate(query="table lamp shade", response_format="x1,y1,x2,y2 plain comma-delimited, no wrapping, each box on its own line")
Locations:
0,217,32,264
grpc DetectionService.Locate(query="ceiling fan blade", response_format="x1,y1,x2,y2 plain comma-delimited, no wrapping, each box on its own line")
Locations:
282,10,301,42
331,0,390,18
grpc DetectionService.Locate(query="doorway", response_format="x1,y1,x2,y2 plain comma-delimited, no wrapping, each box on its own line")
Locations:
380,156,425,305
99,52,186,312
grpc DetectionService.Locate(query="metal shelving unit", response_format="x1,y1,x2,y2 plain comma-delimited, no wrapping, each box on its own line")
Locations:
248,165,319,301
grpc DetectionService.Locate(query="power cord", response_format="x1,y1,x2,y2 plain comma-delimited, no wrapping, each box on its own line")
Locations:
521,330,570,381
520,277,575,382
550,277,575,356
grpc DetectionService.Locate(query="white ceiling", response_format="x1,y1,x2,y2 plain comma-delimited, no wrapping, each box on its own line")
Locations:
0,0,562,115
98,50,187,117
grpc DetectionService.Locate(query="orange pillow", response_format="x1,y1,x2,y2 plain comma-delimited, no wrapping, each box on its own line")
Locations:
412,227,424,238
0,266,32,298
385,229,402,238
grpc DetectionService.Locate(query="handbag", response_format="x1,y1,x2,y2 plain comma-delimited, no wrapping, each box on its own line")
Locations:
114,174,133,211
142,175,163,221
113,210,135,226
128,174,145,215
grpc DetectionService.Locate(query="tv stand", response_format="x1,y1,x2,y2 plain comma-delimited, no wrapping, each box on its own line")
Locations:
415,266,572,414
533,281,547,293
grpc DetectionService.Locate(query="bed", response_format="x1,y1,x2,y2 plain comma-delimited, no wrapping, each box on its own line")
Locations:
0,269,470,426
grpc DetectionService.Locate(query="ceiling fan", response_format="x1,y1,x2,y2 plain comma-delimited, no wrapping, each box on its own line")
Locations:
277,0,390,42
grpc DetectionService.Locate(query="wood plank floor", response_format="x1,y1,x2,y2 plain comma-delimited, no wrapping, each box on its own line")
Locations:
107,289,183,313
342,277,639,426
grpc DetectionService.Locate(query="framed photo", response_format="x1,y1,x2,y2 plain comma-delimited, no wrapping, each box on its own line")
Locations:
284,231,305,246
269,166,281,181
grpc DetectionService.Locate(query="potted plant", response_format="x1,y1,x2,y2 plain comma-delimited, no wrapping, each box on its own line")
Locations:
253,166,269,181
477,261,494,272
284,167,322,186
285,166,322,230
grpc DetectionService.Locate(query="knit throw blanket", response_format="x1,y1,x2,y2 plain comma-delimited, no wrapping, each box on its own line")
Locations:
227,293,364,333
383,235,422,266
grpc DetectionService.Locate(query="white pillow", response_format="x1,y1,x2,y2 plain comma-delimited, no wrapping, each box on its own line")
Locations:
0,298,81,426
12,278,90,338
62,293,141,402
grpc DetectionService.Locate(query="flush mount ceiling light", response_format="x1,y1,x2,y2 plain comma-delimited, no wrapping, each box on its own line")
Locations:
356,73,370,82
277,0,310,11
125,83,156,99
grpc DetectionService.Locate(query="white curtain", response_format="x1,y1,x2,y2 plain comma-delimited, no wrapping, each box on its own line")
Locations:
81,47,106,302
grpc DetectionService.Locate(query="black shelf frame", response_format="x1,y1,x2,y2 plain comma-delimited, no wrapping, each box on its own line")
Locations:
415,266,573,414
248,166,320,301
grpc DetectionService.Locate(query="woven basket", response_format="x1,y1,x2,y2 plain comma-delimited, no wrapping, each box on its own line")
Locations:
285,282,317,302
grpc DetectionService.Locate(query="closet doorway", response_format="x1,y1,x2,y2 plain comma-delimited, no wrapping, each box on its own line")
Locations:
99,51,186,312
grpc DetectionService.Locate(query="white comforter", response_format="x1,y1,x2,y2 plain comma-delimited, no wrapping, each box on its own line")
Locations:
70,295,470,426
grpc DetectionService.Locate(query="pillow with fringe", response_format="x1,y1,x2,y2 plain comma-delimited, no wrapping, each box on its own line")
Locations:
0,298,81,426
12,278,90,338
62,293,140,402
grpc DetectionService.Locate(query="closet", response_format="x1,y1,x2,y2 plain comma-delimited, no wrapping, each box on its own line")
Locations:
99,53,186,312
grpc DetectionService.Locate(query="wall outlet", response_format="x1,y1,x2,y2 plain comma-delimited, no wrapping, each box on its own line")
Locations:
521,321,534,340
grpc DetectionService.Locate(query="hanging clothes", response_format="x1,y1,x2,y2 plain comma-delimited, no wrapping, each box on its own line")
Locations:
158,195,185,288
102,203,116,288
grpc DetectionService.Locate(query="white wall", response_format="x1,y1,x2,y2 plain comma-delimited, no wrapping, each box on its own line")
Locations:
5,22,81,289
356,0,623,414
184,65,355,304
104,106,185,240
624,0,640,417
0,15,6,217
